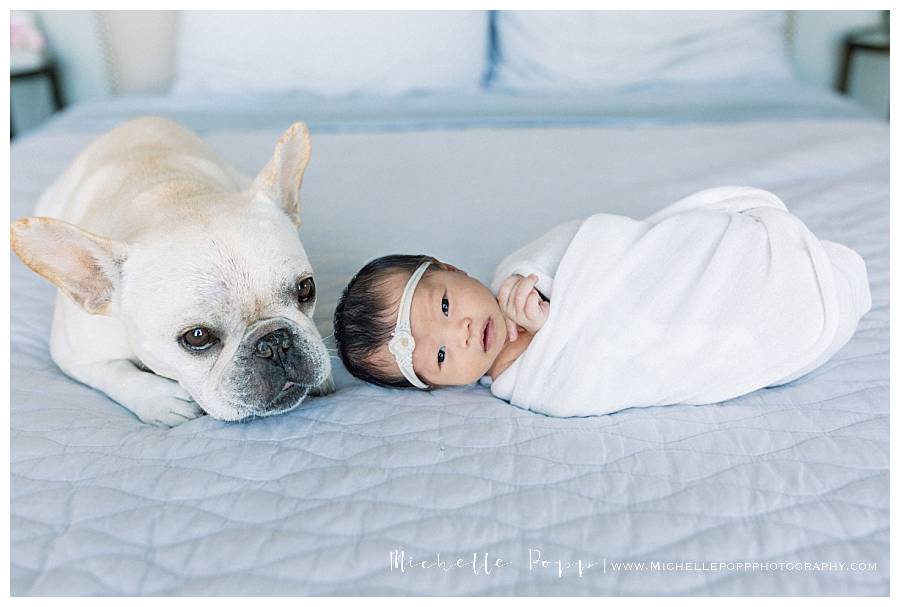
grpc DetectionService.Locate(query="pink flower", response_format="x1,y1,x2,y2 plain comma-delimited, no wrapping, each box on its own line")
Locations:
10,12,45,53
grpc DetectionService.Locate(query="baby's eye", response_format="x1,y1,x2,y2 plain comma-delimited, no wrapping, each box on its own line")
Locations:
437,345,446,366
441,294,449,316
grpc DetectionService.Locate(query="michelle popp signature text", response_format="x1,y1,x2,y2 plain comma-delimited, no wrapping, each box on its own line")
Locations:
388,548,599,577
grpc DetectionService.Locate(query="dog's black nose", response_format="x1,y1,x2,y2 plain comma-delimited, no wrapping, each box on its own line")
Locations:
254,328,292,363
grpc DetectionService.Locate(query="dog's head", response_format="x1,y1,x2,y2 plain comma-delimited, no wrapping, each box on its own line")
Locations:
11,122,332,421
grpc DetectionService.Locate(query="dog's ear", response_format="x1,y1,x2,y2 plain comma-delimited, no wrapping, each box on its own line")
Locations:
250,122,311,228
10,217,127,315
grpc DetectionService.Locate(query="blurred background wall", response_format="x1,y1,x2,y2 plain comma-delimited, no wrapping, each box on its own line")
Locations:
10,10,889,136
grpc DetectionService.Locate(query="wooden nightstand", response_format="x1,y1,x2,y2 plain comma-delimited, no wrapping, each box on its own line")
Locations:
10,60,65,138
836,29,889,118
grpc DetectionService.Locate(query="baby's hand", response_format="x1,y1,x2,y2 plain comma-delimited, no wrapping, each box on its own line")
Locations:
496,273,550,341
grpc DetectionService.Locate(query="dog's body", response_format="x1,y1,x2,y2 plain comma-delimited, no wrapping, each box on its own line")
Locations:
12,117,333,426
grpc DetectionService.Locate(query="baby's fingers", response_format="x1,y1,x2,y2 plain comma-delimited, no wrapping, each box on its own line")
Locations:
496,275,519,313
514,274,539,315
539,300,550,321
524,289,541,320
502,279,524,318
505,317,519,342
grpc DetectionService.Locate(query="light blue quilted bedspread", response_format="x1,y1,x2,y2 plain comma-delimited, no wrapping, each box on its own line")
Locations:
11,84,889,595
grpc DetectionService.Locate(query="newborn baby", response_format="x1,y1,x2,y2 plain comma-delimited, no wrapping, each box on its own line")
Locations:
333,186,871,416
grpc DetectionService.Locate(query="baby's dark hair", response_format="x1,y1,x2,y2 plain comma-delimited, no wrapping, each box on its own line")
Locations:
333,254,439,389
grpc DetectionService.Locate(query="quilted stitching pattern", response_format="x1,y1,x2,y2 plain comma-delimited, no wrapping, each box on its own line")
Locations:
11,105,888,596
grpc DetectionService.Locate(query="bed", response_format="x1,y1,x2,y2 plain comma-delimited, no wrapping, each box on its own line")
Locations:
10,78,888,596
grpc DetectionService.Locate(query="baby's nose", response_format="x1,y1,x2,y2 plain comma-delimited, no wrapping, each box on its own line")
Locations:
461,317,472,347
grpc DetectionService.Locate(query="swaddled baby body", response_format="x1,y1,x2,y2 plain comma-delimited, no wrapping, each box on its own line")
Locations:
333,187,871,416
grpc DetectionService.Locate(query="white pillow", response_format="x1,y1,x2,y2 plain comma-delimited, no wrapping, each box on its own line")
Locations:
491,11,793,91
172,11,490,97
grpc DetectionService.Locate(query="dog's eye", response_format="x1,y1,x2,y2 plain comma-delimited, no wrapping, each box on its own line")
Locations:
181,327,217,351
296,277,315,304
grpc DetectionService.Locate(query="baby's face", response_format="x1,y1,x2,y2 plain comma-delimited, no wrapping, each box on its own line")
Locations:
383,268,509,387
410,268,509,386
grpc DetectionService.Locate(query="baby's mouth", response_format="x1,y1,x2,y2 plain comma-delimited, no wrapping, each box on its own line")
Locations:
482,317,493,353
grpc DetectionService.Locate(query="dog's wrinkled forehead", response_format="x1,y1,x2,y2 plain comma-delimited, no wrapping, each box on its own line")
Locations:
192,241,284,323
197,230,308,312
124,208,311,326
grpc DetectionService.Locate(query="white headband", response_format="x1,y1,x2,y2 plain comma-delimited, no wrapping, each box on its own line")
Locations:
388,260,432,389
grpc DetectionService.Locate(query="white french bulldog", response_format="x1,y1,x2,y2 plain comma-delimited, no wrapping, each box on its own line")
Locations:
11,116,334,426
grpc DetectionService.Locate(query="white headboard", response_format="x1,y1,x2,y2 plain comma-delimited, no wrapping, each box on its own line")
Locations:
37,10,177,100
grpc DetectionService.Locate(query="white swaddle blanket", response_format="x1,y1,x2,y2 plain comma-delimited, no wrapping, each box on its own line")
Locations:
487,186,872,417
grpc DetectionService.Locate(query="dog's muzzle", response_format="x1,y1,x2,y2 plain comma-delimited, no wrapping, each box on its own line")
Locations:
236,319,327,414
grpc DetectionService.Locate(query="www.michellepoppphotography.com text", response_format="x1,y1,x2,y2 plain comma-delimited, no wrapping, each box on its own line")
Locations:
387,548,877,579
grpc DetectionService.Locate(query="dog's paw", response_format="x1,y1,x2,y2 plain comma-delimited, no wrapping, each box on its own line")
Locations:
127,377,206,427
309,374,336,397
138,397,206,428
